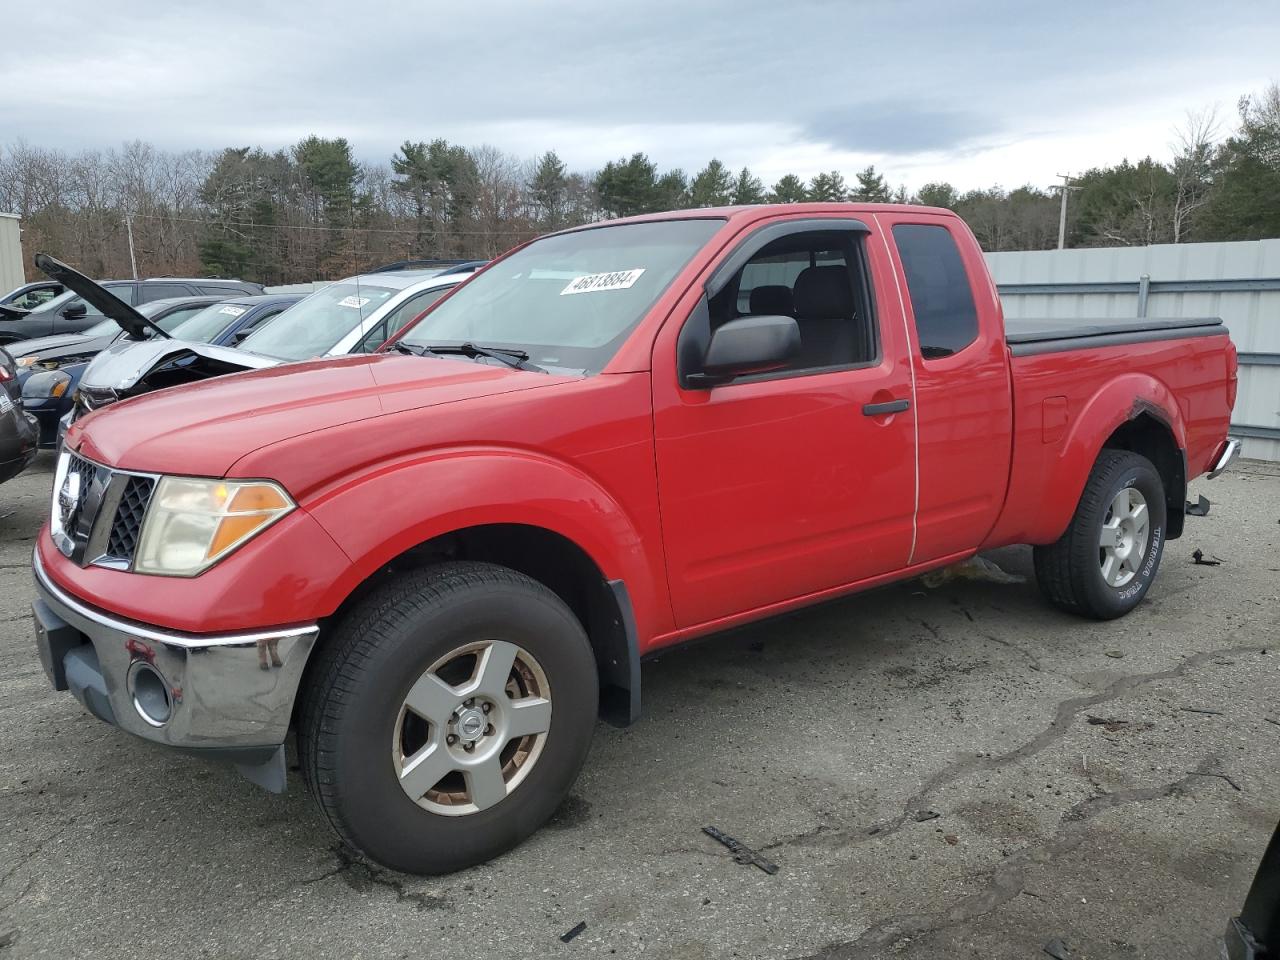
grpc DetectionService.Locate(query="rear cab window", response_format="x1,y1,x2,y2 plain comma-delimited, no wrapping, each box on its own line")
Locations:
892,223,978,359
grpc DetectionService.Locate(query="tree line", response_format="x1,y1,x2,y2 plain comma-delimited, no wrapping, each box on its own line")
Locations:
1,83,1276,285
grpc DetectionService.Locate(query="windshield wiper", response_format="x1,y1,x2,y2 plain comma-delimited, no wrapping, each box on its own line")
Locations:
391,341,424,356
416,342,546,373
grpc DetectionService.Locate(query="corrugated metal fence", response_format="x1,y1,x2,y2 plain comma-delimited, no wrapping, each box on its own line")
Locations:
986,239,1280,462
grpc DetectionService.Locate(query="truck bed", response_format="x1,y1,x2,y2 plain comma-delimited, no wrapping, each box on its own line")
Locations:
1004,316,1224,355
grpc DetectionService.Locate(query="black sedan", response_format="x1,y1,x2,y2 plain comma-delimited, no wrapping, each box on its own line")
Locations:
0,276,264,344
0,348,39,486
1,280,64,310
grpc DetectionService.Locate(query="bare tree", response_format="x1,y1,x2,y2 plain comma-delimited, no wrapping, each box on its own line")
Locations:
1171,106,1220,242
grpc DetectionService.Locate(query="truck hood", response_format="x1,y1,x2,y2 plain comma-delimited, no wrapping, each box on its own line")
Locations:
80,337,278,392
68,352,574,477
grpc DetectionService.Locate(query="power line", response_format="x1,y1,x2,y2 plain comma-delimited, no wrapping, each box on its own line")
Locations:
124,211,545,239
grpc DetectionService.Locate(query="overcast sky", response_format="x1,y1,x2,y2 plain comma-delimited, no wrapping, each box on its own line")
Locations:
3,0,1278,191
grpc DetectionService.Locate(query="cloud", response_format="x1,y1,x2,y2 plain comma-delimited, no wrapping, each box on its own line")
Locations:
1,0,1277,191
804,102,998,155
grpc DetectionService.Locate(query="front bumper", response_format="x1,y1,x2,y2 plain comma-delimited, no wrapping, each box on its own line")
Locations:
32,550,317,789
22,395,67,448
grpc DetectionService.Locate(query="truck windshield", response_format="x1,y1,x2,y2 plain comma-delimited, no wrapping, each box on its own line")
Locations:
398,219,723,374
240,282,397,360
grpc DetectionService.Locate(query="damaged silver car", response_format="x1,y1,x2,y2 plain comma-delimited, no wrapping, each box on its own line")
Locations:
33,255,482,434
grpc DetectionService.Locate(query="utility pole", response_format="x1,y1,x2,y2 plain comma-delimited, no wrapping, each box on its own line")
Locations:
1052,173,1080,250
124,213,139,279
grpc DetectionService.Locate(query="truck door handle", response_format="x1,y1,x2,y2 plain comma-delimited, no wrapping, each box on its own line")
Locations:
862,399,910,416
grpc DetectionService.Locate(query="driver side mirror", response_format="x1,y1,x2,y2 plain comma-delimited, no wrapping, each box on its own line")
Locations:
685,315,800,388
62,301,86,318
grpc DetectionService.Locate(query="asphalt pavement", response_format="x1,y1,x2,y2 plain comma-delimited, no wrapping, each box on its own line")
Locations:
2,451,1278,959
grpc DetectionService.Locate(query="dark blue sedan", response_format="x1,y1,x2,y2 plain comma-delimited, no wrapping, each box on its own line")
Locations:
160,293,304,348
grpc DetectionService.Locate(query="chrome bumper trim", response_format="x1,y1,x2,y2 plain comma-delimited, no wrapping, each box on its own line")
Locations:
34,549,318,649
1208,437,1243,480
32,550,318,751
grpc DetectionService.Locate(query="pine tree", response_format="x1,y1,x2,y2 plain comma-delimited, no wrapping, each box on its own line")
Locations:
852,165,891,202
595,153,661,217
731,167,766,205
914,182,959,209
528,150,569,228
807,170,849,202
689,158,735,207
768,174,808,203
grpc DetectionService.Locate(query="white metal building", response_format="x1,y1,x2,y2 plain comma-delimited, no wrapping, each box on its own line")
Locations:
0,213,23,294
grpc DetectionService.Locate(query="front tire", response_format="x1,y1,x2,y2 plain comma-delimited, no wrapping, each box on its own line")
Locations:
298,561,599,874
1033,449,1167,620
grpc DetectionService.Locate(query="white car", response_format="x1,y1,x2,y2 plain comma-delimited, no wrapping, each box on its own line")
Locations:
239,267,478,361
70,265,481,421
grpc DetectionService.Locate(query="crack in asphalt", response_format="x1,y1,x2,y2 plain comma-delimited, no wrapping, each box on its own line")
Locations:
764,644,1264,854
291,845,450,912
791,768,1208,959
0,822,70,896
979,632,1045,673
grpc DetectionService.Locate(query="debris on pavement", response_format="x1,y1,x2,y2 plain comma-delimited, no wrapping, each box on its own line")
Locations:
702,826,779,875
1191,548,1223,566
559,921,587,944
1188,771,1242,791
1105,650,1125,658
1180,707,1225,716
1265,717,1280,727
1087,715,1131,731
921,555,1025,588
1043,937,1072,959
912,810,941,822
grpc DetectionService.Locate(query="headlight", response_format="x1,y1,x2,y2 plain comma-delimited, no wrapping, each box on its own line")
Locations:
16,355,41,368
22,369,71,400
135,477,294,576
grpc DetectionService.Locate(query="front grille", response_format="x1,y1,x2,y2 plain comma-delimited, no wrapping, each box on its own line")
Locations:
50,449,156,569
57,451,94,539
104,475,155,563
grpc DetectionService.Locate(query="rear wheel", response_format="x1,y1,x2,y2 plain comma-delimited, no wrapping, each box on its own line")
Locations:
1033,450,1167,620
299,561,598,874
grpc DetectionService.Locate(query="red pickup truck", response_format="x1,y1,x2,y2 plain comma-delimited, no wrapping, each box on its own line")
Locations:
31,203,1240,874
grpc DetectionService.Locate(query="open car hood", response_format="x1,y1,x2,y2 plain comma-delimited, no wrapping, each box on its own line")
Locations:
81,337,279,394
33,254,170,341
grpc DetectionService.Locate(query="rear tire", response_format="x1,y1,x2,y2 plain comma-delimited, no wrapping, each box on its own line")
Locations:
298,561,598,874
1033,449,1167,620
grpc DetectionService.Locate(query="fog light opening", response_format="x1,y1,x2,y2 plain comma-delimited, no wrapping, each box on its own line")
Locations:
128,662,172,727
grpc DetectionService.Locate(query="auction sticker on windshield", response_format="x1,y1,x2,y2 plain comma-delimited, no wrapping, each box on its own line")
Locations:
338,296,371,308
560,269,645,296
218,305,247,317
